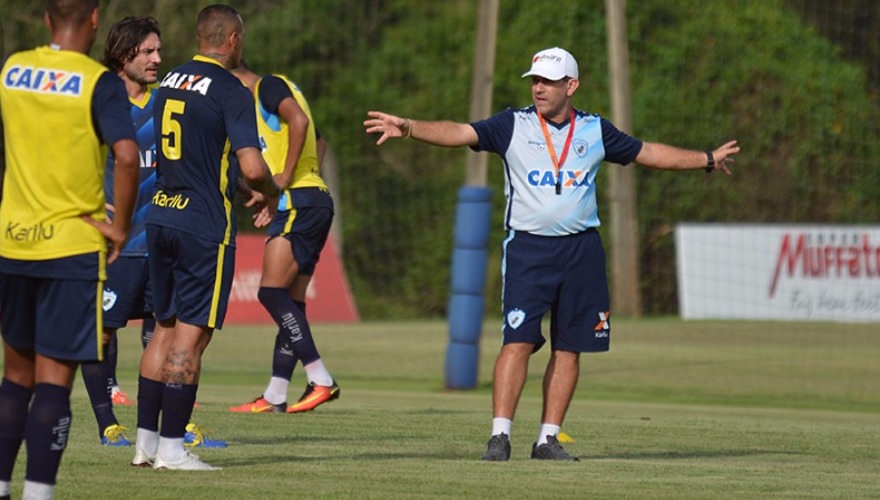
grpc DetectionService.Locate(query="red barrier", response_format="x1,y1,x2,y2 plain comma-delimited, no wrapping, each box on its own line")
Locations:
226,234,359,324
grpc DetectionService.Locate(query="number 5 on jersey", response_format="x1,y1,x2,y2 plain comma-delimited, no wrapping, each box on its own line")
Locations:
161,99,186,160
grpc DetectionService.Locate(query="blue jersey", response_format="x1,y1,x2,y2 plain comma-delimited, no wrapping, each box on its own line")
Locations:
105,86,157,256
470,106,642,236
147,55,260,245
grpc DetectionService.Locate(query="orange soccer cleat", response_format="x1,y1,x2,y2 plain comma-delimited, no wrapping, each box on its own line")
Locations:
228,396,286,414
286,381,340,413
111,389,135,406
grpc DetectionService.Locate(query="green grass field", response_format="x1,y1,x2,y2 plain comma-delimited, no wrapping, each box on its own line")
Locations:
3,319,879,498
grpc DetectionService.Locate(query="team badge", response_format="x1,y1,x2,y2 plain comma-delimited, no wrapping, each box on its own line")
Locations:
102,289,117,311
507,308,526,329
573,139,589,157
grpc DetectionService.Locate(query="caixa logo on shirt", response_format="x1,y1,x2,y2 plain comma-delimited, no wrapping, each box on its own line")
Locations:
160,72,212,95
139,148,157,168
3,66,83,96
594,311,610,338
528,170,590,188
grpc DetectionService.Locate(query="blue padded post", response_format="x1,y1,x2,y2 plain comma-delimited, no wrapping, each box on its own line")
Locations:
445,186,492,389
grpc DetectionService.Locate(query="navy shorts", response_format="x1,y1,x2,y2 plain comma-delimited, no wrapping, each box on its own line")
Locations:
0,253,103,361
103,255,152,328
147,225,235,330
268,189,333,275
501,229,610,353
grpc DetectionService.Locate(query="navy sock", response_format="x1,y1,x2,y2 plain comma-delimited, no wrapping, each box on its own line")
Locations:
270,300,308,379
258,287,320,365
107,334,119,387
160,383,197,439
271,327,297,380
294,300,306,316
24,383,71,486
0,378,33,482
141,316,156,350
136,376,163,432
80,350,117,437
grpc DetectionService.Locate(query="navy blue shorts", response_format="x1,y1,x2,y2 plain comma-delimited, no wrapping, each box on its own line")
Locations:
268,191,333,275
501,229,610,353
147,225,235,330
103,256,152,328
0,253,103,361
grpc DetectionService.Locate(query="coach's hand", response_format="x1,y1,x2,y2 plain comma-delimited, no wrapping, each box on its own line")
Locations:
364,111,410,145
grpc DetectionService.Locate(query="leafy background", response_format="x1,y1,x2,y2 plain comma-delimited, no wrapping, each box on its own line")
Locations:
2,0,877,318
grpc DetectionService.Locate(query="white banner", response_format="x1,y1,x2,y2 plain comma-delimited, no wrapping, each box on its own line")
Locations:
675,224,880,322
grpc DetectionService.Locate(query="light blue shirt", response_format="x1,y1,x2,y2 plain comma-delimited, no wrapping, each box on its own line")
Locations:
471,106,642,236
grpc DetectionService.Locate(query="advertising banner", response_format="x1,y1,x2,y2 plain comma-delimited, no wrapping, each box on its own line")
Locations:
676,224,880,322
226,234,359,324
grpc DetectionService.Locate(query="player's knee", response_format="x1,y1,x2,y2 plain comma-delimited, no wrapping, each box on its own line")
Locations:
257,286,288,309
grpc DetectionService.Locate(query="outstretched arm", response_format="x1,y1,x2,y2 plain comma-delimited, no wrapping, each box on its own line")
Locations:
364,111,478,147
636,139,739,175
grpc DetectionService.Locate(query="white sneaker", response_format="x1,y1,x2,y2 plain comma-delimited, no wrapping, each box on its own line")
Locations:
153,450,221,471
131,448,155,467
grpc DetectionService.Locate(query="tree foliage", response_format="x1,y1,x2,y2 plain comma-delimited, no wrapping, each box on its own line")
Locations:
1,0,876,317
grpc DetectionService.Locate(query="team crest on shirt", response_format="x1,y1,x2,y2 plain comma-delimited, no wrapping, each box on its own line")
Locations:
102,289,118,311
507,308,526,329
572,139,589,157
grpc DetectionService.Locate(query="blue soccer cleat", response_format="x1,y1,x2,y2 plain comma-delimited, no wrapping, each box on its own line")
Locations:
184,423,228,448
101,424,132,447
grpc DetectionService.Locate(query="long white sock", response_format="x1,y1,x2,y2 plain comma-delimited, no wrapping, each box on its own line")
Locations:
22,480,53,500
136,428,159,455
537,423,561,445
157,436,186,462
0,480,10,497
303,359,333,386
491,417,512,437
263,376,290,405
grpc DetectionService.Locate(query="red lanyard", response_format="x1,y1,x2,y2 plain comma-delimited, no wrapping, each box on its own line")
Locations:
537,107,576,195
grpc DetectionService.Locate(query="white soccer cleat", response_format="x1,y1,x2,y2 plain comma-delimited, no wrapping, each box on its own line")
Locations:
131,448,156,467
153,450,221,471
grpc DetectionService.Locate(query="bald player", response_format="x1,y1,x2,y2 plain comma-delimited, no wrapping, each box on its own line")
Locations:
130,4,280,471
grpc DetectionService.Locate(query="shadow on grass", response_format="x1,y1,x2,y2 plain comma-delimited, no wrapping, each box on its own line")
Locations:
404,407,477,415
594,448,801,460
213,448,786,467
234,432,447,446
221,451,470,467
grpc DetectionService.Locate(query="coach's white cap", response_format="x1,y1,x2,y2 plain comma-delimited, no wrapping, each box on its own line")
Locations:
521,47,579,81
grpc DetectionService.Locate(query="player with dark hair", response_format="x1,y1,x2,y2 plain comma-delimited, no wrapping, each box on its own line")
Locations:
228,61,339,415
131,4,281,471
0,0,138,496
365,47,739,462
77,15,162,449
